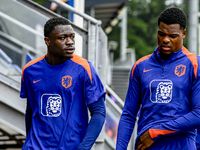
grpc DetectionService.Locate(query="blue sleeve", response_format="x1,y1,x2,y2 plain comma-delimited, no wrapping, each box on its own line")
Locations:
149,61,200,141
20,71,27,98
116,66,141,150
78,96,106,150
25,99,32,136
196,128,200,149
85,62,106,105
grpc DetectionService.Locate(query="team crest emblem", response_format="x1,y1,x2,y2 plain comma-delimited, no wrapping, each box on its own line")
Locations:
41,94,62,117
175,65,186,77
62,75,72,89
150,79,173,103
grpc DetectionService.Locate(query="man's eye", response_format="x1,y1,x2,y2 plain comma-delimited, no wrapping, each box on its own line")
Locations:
71,36,75,39
158,33,165,36
60,37,65,40
170,35,177,38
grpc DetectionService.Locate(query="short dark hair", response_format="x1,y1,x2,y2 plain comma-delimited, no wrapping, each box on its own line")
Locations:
158,7,187,30
44,17,71,37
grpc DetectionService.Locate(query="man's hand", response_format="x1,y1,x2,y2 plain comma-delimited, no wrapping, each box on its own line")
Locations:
136,130,154,150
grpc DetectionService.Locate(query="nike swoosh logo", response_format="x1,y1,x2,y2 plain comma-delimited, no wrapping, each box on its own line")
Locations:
143,69,153,73
33,79,41,83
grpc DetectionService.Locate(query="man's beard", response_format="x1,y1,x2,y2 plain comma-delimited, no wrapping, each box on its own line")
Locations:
159,51,172,60
63,55,73,60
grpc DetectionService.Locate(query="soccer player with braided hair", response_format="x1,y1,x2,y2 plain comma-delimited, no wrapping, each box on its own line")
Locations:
116,7,200,150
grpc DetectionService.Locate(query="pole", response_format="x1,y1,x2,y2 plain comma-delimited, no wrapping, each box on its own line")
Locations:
120,6,127,62
188,0,199,54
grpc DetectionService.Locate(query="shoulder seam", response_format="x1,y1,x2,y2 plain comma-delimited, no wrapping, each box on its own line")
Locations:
22,55,46,81
182,46,198,79
71,54,92,83
131,54,152,79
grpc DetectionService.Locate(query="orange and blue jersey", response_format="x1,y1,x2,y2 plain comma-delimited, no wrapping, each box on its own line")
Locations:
116,46,200,149
20,54,105,150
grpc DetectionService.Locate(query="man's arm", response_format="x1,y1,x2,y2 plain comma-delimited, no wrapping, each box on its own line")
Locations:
145,58,200,142
116,63,141,150
78,96,106,150
116,109,138,150
25,99,32,136
147,104,200,141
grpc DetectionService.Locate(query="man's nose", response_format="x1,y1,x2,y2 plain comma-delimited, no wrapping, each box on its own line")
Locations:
66,37,73,45
163,36,170,43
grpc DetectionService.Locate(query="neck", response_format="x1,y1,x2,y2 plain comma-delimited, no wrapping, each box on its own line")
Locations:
159,52,172,60
45,54,70,65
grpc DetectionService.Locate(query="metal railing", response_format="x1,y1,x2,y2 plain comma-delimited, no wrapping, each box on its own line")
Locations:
0,0,124,149
49,0,102,25
105,84,124,108
0,31,42,70
49,0,102,72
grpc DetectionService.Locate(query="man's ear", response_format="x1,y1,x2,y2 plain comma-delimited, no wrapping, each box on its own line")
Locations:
182,29,186,39
44,37,50,46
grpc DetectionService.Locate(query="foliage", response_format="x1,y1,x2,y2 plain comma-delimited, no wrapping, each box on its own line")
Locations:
108,0,189,61
127,0,166,60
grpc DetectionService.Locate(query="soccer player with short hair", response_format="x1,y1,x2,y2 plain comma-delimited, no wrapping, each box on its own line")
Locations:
116,7,200,150
20,17,106,150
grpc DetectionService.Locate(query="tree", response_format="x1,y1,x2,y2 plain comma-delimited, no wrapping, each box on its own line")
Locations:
127,0,166,60
108,0,189,61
